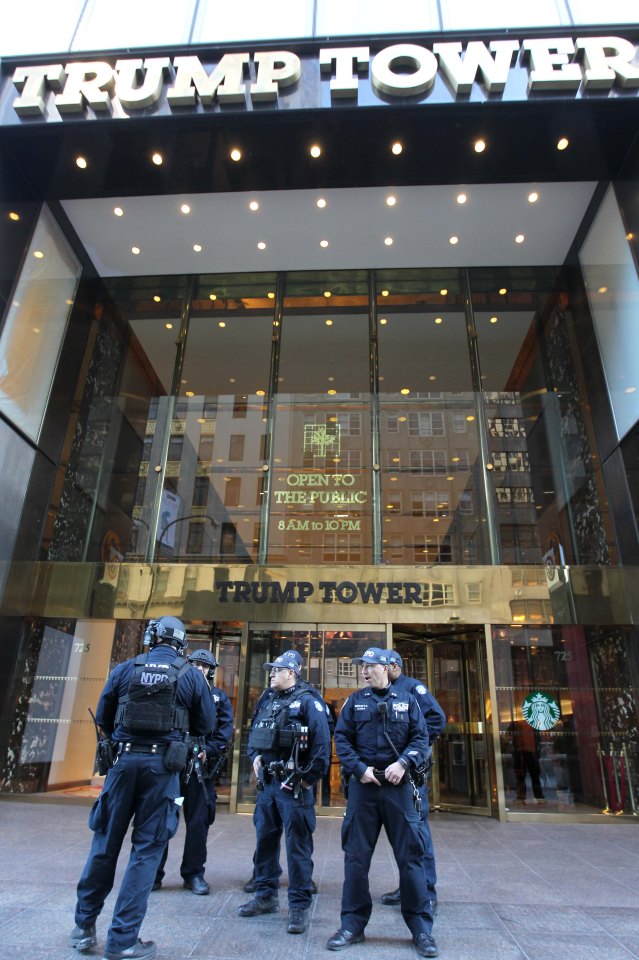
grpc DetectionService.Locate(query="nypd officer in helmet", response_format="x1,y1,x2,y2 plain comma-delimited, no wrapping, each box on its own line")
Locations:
328,647,438,958
71,617,215,960
154,648,234,894
238,651,331,935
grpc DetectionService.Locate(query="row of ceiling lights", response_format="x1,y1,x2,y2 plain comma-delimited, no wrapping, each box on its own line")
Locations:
71,135,573,171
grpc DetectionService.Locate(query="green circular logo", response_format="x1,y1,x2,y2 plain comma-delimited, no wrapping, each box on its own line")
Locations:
521,691,560,731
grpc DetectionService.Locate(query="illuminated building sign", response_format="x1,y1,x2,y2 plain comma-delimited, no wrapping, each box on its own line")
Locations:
217,579,450,604
3,35,638,123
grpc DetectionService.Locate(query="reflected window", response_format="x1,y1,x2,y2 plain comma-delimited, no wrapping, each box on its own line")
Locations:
316,0,439,35
72,0,195,50
193,0,313,43
568,0,638,24
0,0,83,54
440,0,566,28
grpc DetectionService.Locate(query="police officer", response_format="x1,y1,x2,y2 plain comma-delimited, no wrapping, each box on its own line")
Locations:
243,649,332,895
71,617,215,960
327,647,438,958
238,652,331,935
381,650,446,914
154,649,234,895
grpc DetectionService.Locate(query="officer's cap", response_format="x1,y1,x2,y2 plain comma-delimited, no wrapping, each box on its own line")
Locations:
263,653,300,673
352,647,391,665
388,650,403,667
282,649,303,666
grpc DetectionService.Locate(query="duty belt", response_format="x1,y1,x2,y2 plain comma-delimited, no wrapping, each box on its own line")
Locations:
117,741,169,755
373,768,405,784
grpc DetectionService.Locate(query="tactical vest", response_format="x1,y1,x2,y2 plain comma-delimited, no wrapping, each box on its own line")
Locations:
115,653,190,734
248,686,310,755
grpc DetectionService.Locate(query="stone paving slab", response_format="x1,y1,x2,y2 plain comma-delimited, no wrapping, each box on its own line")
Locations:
0,801,638,960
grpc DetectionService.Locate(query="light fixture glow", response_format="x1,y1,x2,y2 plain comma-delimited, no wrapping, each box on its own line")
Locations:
625,386,637,394
457,193,467,204
435,317,443,325
267,291,275,299
384,237,393,246
218,321,226,328
256,390,265,396
325,319,333,326
209,293,217,301
490,316,498,324
440,288,448,295
528,191,539,203
557,137,569,151
598,286,608,294
323,291,331,298
131,246,140,255
391,142,403,155
230,148,242,161
381,289,389,297
8,211,20,221
499,287,507,295
386,195,397,206
474,140,486,153
33,250,44,259
400,388,410,395
310,144,321,158
257,241,266,250
180,203,191,214
75,156,87,169
249,200,259,211
113,206,124,217
327,388,337,395
317,198,327,208
466,415,475,422
320,240,329,248
185,391,195,397
165,322,173,330
193,243,202,252
380,318,388,325
449,235,459,245
153,295,161,302
152,153,163,166
515,234,525,244
429,375,437,381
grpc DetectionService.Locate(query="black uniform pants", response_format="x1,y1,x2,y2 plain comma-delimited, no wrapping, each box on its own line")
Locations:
156,770,216,882
253,778,316,908
340,778,433,938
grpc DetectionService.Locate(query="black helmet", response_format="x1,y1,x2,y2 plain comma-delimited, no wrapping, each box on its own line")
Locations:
144,616,188,653
187,649,219,670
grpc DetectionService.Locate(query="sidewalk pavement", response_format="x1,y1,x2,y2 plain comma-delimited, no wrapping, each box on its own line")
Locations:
0,800,638,960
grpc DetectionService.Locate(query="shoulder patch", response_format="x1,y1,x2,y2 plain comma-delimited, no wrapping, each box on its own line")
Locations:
314,700,324,712
415,684,427,695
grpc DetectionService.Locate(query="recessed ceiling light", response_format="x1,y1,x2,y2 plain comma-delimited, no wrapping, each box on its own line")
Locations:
398,416,406,422
499,287,507,295
474,139,486,153
380,318,388,325
327,388,337,395
627,232,635,241
400,388,410,395
625,386,636,394
193,243,202,252
515,234,525,244
113,206,124,217
557,137,569,151
328,376,335,382
386,195,397,206
317,198,327,208
229,378,236,383
381,289,389,297
33,327,40,333
452,456,460,462
325,319,333,326
310,144,321,158
257,241,266,250
230,148,242,161
384,237,394,246
153,295,161,302
320,240,329,248
435,317,443,324
249,200,259,211
165,322,173,329
391,142,403,155
429,375,437,381
33,250,44,259
256,389,265,396
440,288,448,295
466,415,475,422
457,193,467,204
131,246,140,255
218,321,226,328
209,293,217,301
528,191,539,203
598,286,608,293
8,211,20,222
75,156,87,169
152,153,163,165
490,316,498,323
185,390,195,397
267,291,275,299
449,235,459,245
324,290,331,298
180,203,191,214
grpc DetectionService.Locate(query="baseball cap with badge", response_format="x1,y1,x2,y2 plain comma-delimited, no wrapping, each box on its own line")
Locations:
388,650,403,667
351,647,391,665
263,653,301,673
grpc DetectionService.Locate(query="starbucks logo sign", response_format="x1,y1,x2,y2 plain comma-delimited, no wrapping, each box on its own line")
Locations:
522,691,560,731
